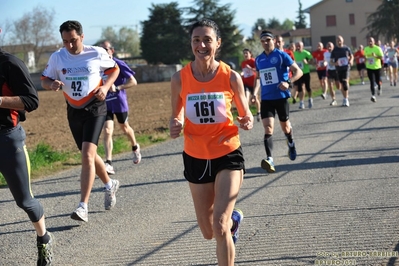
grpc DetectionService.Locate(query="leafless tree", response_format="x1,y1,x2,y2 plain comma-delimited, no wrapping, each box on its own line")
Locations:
9,5,59,70
0,20,13,46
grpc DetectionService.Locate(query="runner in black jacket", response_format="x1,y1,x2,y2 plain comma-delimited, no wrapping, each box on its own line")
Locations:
0,47,54,266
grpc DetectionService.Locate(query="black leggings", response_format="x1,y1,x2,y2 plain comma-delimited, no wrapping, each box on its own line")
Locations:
367,68,381,96
0,124,44,222
294,73,311,93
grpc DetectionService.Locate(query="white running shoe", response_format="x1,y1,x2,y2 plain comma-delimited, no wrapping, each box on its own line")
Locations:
71,206,88,222
299,101,305,109
308,98,313,108
105,162,115,175
104,179,120,210
371,96,377,102
132,144,142,164
330,100,337,106
342,98,350,107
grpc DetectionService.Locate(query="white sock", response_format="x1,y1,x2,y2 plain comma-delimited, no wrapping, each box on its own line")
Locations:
79,202,88,210
105,180,113,190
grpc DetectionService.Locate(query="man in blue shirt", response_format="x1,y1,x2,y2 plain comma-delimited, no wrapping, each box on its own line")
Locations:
255,30,303,173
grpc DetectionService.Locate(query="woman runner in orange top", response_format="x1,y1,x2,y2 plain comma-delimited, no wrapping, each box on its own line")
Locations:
169,18,253,266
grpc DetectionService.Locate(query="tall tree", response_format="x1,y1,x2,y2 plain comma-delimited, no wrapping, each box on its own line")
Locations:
267,17,282,29
100,27,118,45
366,0,399,41
184,0,243,61
251,18,267,36
281,19,295,31
99,27,140,57
118,27,140,56
140,2,188,65
9,5,58,69
0,20,12,46
295,0,307,29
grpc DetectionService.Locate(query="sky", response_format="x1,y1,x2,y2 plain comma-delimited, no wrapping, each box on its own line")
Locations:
0,0,320,45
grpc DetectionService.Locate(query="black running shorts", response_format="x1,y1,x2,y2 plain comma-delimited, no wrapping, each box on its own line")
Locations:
183,146,245,184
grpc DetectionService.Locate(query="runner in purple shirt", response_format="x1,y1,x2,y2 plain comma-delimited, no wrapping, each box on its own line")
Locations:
101,41,141,175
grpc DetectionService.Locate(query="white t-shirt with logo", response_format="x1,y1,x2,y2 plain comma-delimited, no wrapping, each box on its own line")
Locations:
42,45,116,108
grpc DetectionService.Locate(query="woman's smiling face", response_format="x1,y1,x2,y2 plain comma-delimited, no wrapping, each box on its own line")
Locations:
191,26,220,61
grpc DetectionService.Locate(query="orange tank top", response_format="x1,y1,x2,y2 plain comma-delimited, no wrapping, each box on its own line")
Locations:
180,61,241,159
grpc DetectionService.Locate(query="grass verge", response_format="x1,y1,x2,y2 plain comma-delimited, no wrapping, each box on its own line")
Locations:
0,131,169,187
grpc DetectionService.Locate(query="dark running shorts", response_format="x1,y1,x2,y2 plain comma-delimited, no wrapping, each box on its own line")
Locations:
183,146,245,184
106,111,128,124
327,69,338,81
244,84,255,95
261,98,290,122
356,63,366,71
317,69,327,80
67,101,107,150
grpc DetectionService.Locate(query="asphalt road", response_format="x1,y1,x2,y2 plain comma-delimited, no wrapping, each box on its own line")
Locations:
1,80,399,266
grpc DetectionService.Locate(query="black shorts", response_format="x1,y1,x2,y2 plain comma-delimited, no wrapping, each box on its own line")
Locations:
293,72,311,92
67,101,107,150
261,98,290,122
337,68,350,84
183,146,245,184
244,84,255,95
327,70,338,81
356,63,366,71
317,69,327,80
106,111,128,124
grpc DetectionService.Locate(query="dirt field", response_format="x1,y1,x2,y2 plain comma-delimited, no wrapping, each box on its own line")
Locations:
23,81,172,152
23,71,358,153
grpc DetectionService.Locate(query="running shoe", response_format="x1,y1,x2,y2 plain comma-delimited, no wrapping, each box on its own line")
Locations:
361,81,365,85
299,101,305,109
287,141,297,161
231,209,244,244
37,232,54,266
256,113,261,122
342,98,350,107
261,157,275,173
132,144,142,164
308,98,313,108
292,97,297,104
378,88,382,96
330,100,337,106
71,206,88,222
371,96,377,102
104,179,120,210
105,162,115,175
321,94,326,100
